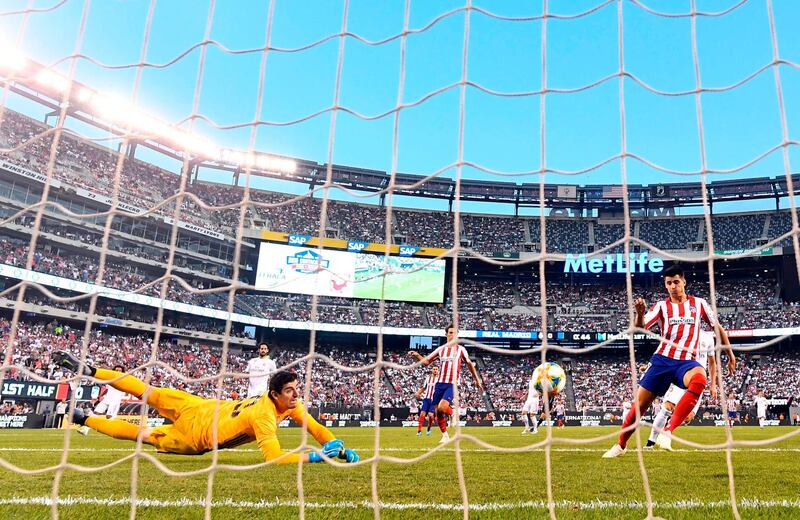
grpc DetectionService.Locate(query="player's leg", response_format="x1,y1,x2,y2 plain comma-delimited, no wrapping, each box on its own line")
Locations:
604,385,658,458
655,364,706,451
647,392,677,446
417,413,425,436
664,366,706,434
530,411,538,433
71,407,150,444
521,409,530,434
426,412,434,435
53,351,148,398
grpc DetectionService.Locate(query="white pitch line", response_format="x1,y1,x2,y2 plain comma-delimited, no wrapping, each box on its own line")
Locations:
2,447,800,453
1,496,799,511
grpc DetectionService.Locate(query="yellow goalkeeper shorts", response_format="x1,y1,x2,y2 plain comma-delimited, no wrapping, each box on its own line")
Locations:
148,425,200,455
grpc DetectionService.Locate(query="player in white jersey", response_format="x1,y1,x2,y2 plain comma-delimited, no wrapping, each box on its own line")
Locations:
604,264,736,458
409,323,484,443
621,401,632,424
755,390,768,428
78,364,128,436
246,342,278,398
521,378,540,434
646,330,716,447
726,394,739,427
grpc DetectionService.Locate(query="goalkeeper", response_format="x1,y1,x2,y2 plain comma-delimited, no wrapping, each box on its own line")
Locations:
53,351,359,464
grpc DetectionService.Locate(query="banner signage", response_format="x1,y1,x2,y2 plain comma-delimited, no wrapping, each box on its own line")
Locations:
715,248,773,256
1,380,101,401
398,245,420,257
564,252,663,274
0,160,62,188
347,240,369,252
0,414,46,429
288,234,311,246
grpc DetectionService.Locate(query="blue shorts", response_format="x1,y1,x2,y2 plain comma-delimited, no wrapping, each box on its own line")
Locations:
639,354,702,397
431,382,454,406
728,411,738,419
420,398,434,414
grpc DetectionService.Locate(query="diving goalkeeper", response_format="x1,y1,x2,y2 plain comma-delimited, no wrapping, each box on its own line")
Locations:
53,351,358,464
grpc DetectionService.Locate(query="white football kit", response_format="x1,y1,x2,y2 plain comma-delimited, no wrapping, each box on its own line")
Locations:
247,356,277,397
522,379,540,414
662,331,715,415
755,396,767,419
94,386,126,418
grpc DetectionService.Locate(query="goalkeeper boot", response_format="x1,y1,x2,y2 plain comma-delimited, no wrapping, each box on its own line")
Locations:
438,431,450,444
52,351,95,377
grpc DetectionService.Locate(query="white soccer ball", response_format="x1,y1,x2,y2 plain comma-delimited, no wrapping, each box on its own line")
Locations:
532,362,566,395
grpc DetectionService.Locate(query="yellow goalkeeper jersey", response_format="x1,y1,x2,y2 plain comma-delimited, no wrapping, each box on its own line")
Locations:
172,394,334,463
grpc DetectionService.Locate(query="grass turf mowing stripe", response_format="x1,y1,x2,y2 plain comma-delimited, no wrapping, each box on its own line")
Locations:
1,496,798,511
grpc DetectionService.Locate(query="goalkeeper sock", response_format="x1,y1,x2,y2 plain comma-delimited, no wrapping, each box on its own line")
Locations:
417,414,425,433
522,413,530,429
665,373,706,433
531,414,538,431
94,369,147,398
648,407,670,443
86,416,141,441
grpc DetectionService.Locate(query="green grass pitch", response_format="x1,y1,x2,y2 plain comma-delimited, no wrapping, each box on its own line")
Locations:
353,269,444,303
1,426,799,519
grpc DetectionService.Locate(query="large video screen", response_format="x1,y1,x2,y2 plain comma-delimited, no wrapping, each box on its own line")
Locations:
255,243,446,303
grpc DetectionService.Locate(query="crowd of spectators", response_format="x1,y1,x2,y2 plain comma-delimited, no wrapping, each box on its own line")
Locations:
461,215,524,254
0,110,228,235
3,317,798,412
4,108,800,255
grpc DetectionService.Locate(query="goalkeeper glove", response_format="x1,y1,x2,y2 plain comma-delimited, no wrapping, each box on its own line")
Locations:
339,448,359,463
308,439,344,463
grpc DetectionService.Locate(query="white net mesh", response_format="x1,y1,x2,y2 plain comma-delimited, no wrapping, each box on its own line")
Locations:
1,1,799,518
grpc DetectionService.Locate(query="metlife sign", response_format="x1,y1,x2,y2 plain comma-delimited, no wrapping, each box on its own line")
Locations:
564,252,664,274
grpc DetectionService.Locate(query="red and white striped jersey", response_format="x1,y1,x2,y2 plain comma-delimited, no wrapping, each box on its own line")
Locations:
428,343,470,384
423,373,437,399
727,398,738,412
644,296,717,361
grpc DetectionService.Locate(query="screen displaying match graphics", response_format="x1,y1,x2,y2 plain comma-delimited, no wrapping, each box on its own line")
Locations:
255,242,446,303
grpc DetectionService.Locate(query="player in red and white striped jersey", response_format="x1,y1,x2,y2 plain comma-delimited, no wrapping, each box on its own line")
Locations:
409,324,484,443
604,264,736,458
414,366,439,436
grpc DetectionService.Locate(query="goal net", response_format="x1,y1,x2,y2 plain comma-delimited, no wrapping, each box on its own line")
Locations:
0,1,799,518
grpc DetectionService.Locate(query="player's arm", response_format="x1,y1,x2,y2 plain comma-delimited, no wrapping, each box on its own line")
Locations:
707,349,718,400
635,298,660,330
702,299,736,373
464,354,484,391
290,402,360,463
409,347,440,366
714,325,736,374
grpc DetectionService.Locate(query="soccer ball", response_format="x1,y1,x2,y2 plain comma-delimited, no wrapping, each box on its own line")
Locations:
532,362,566,395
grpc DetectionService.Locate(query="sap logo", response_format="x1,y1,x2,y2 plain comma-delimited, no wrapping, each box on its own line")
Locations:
668,317,696,326
399,245,420,257
288,234,310,246
348,240,368,252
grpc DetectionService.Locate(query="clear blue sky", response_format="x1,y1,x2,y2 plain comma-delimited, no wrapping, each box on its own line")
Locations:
1,0,798,214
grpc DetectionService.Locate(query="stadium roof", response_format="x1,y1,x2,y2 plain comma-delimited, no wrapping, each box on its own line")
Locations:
2,54,799,211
